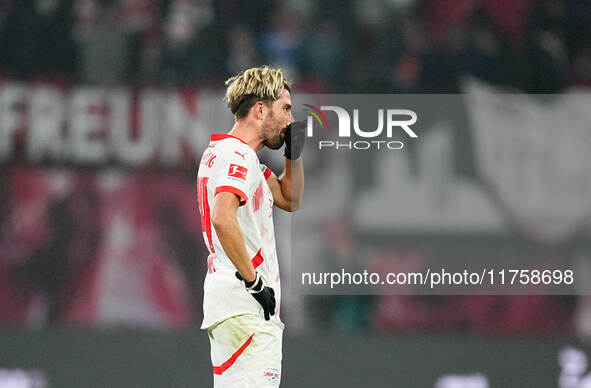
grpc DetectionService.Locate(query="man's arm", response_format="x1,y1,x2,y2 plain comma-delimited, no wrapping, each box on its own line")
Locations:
267,157,304,212
211,192,256,282
211,190,276,320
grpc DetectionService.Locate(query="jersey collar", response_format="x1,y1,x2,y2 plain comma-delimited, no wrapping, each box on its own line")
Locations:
210,134,248,144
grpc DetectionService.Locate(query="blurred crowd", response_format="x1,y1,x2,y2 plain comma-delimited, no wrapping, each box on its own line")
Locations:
0,0,590,92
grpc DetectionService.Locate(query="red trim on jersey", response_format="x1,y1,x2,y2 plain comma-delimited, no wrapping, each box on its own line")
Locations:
210,134,248,144
263,167,272,180
215,186,248,206
198,177,215,253
213,333,255,375
251,249,264,269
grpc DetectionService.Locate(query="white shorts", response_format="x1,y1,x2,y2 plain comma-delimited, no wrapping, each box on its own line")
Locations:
207,314,284,388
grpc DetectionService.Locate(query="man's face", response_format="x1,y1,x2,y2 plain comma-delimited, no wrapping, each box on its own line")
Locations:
261,88,293,150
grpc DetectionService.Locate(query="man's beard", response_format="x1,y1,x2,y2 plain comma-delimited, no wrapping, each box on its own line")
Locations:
261,117,286,149
262,131,285,150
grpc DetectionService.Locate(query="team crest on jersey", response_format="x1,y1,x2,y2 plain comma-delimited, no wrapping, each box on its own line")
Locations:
263,368,280,385
228,164,248,181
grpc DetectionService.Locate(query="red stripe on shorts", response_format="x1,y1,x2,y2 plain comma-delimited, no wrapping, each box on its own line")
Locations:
213,333,255,375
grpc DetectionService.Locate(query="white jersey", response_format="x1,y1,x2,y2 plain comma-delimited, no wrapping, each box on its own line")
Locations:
197,134,281,329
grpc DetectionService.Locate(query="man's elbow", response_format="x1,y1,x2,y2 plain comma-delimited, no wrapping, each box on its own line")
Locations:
212,210,234,231
282,189,302,212
284,198,302,212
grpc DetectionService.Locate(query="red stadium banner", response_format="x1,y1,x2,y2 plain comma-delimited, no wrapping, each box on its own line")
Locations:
0,165,206,327
0,78,233,168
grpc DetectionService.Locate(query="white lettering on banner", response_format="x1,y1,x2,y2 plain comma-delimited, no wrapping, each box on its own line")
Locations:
0,81,230,167
70,87,107,163
0,84,24,161
160,92,213,167
109,90,156,166
28,86,65,161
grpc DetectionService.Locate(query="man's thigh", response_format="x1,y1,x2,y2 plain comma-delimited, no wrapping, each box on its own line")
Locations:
208,314,283,388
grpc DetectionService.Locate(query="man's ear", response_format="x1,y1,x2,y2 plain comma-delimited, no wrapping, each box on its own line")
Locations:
253,101,264,120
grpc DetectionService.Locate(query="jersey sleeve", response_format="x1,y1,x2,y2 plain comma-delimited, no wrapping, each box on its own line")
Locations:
260,164,272,180
213,149,257,206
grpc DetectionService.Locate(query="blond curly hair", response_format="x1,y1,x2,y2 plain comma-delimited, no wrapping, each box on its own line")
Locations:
224,66,291,119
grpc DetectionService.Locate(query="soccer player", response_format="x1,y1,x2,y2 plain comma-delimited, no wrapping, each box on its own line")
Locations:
197,66,305,387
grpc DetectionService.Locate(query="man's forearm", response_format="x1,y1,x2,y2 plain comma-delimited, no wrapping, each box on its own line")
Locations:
279,157,304,210
213,215,256,282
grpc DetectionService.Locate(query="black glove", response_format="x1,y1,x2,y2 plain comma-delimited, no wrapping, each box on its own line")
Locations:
236,271,276,320
284,120,306,160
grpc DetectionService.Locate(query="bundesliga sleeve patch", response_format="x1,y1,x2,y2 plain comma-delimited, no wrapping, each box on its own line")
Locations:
228,164,248,181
